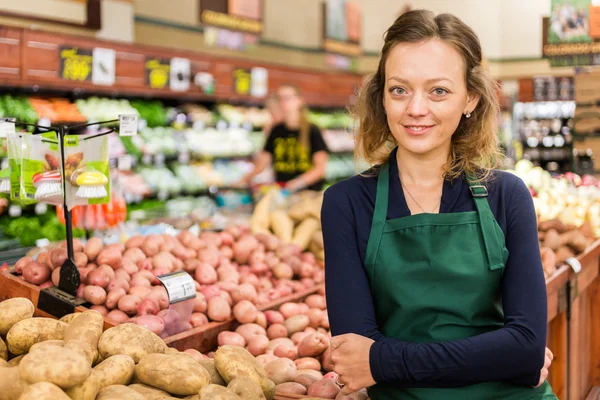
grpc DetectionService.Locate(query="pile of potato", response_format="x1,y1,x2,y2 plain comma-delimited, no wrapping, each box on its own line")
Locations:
538,218,598,279
11,225,324,337
0,298,277,400
250,190,325,261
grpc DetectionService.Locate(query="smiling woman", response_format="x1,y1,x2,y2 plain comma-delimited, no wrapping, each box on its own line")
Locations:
322,9,558,400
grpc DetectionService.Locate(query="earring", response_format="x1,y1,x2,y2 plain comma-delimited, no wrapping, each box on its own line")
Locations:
465,112,471,118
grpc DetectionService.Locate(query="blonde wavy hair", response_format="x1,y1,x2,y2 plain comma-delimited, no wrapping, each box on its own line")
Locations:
352,10,504,182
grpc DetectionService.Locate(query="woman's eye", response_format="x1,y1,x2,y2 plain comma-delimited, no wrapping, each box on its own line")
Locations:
389,87,406,95
432,88,449,96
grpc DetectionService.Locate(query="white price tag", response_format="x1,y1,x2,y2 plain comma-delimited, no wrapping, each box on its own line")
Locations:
566,257,582,274
170,58,191,92
178,151,190,165
92,48,116,86
35,238,50,248
119,114,138,137
1,158,9,170
8,205,21,217
157,271,196,304
0,121,15,138
35,202,48,215
118,155,133,171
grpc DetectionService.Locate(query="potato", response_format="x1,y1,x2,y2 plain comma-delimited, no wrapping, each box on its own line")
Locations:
199,358,226,386
74,252,89,270
64,310,104,363
64,370,100,400
215,331,243,347
295,357,321,370
255,311,267,329
228,377,266,400
236,323,267,343
335,388,369,400
123,247,146,265
19,382,70,400
98,323,166,363
0,365,29,399
65,339,95,366
60,313,80,324
294,373,319,389
86,268,110,288
8,354,24,366
82,285,107,306
135,353,210,396
105,288,126,310
279,303,301,319
118,295,142,315
274,345,298,360
276,382,307,395
23,262,51,284
96,384,145,400
128,383,173,399
208,296,232,322
233,300,258,324
298,332,329,358
199,384,242,399
106,310,129,324
284,315,310,336
266,338,294,353
50,248,68,270
214,345,275,400
15,256,33,273
247,335,270,356
265,358,297,385
96,248,122,270
190,312,209,328
256,354,278,369
93,354,136,389
0,336,6,360
193,292,208,313
0,358,8,367
6,317,67,355
90,305,108,316
307,308,324,328
133,315,164,336
19,345,90,388
264,310,284,325
137,298,160,316
307,378,341,398
267,323,288,340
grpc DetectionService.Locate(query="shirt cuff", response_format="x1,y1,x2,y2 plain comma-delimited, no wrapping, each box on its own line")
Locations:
369,340,385,384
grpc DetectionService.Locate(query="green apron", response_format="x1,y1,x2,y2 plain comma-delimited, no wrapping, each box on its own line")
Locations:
364,161,557,400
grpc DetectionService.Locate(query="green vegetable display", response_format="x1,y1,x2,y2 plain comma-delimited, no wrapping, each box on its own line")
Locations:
130,100,168,128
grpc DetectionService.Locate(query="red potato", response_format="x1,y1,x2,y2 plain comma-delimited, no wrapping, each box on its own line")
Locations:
132,269,155,281
274,345,298,360
265,358,297,385
321,311,330,329
301,278,316,289
291,331,310,345
313,270,325,284
200,231,222,247
120,258,139,275
183,349,204,363
279,303,301,319
239,272,259,286
219,231,234,247
90,305,108,316
87,268,111,288
114,268,131,282
304,327,317,334
76,283,86,298
78,265,95,284
218,331,246,347
98,264,116,281
134,315,164,336
255,311,267,329
137,298,160,316
267,324,288,340
233,235,259,264
152,251,175,271
199,246,220,268
298,332,329,358
22,262,51,285
324,372,338,380
151,267,171,285
137,258,153,271
266,338,295,354
107,278,130,293
301,252,316,264
118,294,142,315
277,243,302,259
295,357,321,371
58,238,83,252
273,263,294,280
247,335,270,356
190,312,209,328
83,285,107,305
183,258,201,274
285,257,302,274
257,278,273,292
15,256,33,274
39,280,54,289
250,262,269,276
49,248,68,270
335,389,369,400
189,238,205,251
130,276,151,288
307,378,341,399
128,286,151,299
216,281,238,293
233,300,257,324
225,225,243,240
249,250,266,266
219,290,233,307
83,237,103,262
256,354,278,368
125,235,144,249
318,285,326,296
276,382,307,396
217,266,240,284
231,283,258,304
106,288,126,309
265,253,280,269
159,239,175,253
35,252,49,268
297,303,309,314
265,310,285,325
277,285,294,298
201,285,221,301
299,262,315,279
141,235,163,257
146,287,169,310
173,258,184,271
177,230,195,247
193,292,207,313
195,263,217,284
123,247,146,265
96,247,122,270
220,245,234,260
207,296,231,322
285,315,310,335
295,373,320,389
235,323,267,343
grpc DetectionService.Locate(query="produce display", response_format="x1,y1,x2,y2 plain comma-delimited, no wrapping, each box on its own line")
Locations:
28,98,86,123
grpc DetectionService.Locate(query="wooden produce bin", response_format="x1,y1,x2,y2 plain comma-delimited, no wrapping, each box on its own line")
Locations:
568,240,600,400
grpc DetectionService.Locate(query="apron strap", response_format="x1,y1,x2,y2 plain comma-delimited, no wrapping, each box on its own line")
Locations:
466,176,506,270
365,161,390,268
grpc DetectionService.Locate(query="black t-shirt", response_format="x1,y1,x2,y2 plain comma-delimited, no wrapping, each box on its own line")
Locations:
264,123,328,191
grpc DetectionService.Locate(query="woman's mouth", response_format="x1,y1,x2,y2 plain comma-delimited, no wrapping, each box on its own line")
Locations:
403,125,434,135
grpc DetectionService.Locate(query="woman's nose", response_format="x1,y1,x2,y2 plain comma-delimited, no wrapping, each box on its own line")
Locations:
407,93,429,117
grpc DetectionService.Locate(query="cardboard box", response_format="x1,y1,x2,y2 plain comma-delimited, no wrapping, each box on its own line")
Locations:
574,105,600,134
574,68,600,104
574,136,600,172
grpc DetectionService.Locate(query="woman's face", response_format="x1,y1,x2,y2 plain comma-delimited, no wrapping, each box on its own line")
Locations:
383,38,479,157
277,86,303,115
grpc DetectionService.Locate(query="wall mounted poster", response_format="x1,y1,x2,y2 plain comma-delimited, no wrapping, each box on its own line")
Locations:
200,0,262,51
322,0,361,63
544,0,600,66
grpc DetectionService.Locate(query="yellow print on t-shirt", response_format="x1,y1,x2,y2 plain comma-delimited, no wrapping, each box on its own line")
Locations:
273,137,312,174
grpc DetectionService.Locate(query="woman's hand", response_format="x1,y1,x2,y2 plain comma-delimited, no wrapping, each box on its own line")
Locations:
534,347,553,388
329,333,377,395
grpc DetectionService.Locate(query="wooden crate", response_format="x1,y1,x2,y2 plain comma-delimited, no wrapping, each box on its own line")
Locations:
275,393,329,400
163,284,323,352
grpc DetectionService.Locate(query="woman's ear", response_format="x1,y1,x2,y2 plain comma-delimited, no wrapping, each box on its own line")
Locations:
466,92,481,115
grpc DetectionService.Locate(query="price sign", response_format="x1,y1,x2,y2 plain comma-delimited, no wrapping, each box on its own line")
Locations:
119,114,138,137
145,58,171,90
92,48,116,86
35,238,50,248
59,46,93,82
233,68,251,95
157,271,196,304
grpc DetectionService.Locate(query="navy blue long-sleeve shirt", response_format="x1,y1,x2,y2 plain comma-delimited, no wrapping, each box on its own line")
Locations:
321,154,548,388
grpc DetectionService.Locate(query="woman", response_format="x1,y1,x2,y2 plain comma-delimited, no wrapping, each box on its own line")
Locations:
239,85,329,191
262,93,284,137
322,10,556,400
